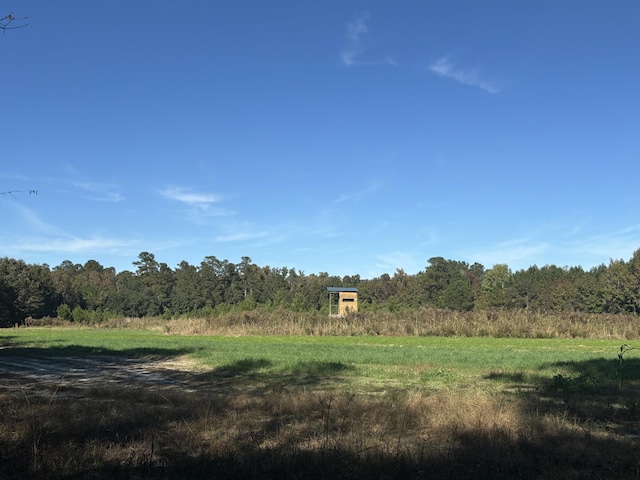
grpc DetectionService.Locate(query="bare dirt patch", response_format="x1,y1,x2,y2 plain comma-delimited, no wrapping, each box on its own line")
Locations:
0,348,209,395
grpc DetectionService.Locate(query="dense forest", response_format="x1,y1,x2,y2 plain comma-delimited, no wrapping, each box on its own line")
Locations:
2,250,640,327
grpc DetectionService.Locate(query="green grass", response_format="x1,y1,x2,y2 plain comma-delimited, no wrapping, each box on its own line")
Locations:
3,327,640,479
0,327,626,393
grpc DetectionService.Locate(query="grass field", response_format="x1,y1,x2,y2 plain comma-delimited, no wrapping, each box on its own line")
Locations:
0,328,628,392
2,326,640,478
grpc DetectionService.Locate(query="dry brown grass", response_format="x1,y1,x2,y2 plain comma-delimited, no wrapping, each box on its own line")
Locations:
2,380,640,479
31,307,640,340
12,309,640,478
96,308,640,340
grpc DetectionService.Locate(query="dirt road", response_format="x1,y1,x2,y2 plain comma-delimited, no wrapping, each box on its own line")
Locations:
0,348,206,394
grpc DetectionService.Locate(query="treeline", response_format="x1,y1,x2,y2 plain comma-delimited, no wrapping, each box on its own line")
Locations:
2,250,640,327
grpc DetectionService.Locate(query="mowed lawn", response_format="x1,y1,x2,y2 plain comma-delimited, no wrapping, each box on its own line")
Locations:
0,328,627,394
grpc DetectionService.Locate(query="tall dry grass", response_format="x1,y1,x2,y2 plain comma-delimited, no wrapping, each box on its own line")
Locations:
2,381,638,479
83,308,640,339
8,309,640,478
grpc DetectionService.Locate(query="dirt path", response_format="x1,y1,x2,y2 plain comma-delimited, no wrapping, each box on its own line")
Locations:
0,349,207,395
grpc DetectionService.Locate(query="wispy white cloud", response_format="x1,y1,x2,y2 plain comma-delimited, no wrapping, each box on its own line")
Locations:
0,172,31,182
10,203,62,236
341,12,370,66
73,181,124,202
429,57,500,94
572,225,640,262
215,231,269,243
160,186,221,207
340,13,398,67
384,56,400,67
333,181,382,204
467,239,549,270
14,236,133,254
2,203,134,256
60,164,124,202
212,219,278,243
161,186,234,223
463,222,640,272
376,251,423,274
418,227,440,248
308,228,342,239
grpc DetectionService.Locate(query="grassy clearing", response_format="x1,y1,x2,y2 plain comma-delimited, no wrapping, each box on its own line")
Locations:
0,328,624,392
2,327,640,478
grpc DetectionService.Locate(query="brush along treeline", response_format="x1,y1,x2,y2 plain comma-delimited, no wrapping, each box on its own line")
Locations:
4,249,640,326
23,307,640,340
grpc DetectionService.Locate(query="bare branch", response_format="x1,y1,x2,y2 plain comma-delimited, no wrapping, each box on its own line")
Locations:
1,190,38,200
1,13,28,32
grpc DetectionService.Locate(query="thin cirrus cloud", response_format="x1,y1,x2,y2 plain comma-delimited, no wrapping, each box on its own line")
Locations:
214,231,270,243
573,225,640,261
72,181,125,202
333,181,382,204
160,186,234,218
11,203,62,237
475,225,640,270
376,251,422,273
213,220,290,245
4,205,133,255
17,236,132,254
0,234,134,264
467,239,549,270
341,12,370,66
341,12,396,67
62,163,124,202
429,57,500,94
160,187,221,207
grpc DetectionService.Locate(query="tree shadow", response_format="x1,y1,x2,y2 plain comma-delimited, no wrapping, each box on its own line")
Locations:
212,357,273,376
0,337,358,398
4,341,640,479
487,354,640,442
0,344,195,358
2,353,640,478
3,381,639,480
0,335,18,347
185,358,355,395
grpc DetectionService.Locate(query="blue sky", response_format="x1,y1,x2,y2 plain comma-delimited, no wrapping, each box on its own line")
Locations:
2,1,639,278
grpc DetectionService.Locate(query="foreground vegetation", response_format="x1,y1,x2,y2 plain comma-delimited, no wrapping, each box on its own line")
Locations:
2,313,640,479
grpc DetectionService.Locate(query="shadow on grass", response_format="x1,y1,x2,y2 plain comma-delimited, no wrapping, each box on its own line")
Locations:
488,354,640,436
0,344,196,358
0,340,357,397
186,358,355,395
2,380,639,480
0,343,201,395
537,356,640,396
0,335,18,347
3,342,640,479
206,357,352,378
203,357,273,376
487,355,640,394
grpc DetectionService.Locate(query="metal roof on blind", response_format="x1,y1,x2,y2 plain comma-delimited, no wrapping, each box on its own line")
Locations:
326,287,359,292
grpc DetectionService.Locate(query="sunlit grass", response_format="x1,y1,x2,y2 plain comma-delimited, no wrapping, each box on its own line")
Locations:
2,327,640,478
0,328,625,393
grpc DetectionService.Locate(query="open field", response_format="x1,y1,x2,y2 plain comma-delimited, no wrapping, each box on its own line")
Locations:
2,327,640,478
